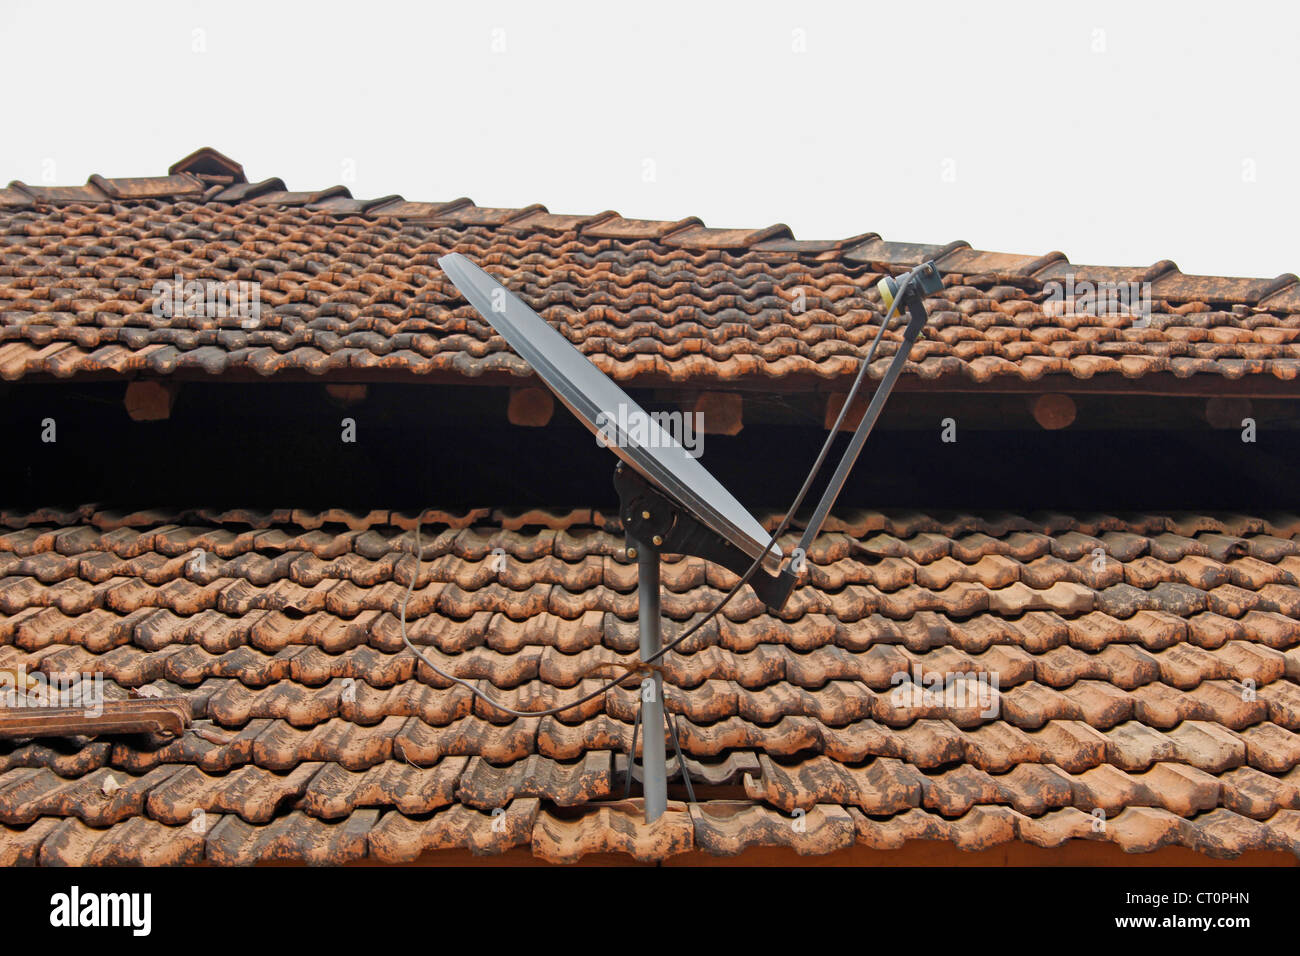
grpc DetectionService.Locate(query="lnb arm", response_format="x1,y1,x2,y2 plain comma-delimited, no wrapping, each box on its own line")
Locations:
763,259,943,609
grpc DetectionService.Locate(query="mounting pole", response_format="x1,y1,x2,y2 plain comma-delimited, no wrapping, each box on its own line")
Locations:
632,535,668,824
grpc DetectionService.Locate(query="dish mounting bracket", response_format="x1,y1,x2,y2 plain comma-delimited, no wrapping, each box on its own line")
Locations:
615,462,797,609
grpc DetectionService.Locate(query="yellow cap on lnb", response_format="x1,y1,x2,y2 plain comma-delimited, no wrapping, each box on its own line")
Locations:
877,275,899,312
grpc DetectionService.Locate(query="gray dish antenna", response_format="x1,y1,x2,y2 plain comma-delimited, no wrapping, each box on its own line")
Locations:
439,251,942,822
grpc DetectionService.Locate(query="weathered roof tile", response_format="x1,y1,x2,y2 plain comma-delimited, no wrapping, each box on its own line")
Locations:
0,508,1296,862
2,152,1295,390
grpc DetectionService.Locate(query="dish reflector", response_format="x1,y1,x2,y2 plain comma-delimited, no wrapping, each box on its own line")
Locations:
439,253,781,573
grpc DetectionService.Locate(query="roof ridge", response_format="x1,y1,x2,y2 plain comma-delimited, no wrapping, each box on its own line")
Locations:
1,147,1295,306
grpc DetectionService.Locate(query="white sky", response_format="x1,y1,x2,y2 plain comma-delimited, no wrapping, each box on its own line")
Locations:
2,0,1296,278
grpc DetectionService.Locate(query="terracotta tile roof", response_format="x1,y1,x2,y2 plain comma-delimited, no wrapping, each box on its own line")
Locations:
2,147,1298,389
1,505,1298,864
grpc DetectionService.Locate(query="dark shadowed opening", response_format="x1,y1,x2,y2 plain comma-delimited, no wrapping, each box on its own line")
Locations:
2,381,1295,516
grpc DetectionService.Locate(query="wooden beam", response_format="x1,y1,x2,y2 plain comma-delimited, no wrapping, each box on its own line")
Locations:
1032,393,1077,430
824,393,865,432
34,366,1300,400
124,380,177,421
1205,396,1253,429
692,391,743,435
0,698,190,739
361,841,1298,868
325,384,368,406
508,387,554,427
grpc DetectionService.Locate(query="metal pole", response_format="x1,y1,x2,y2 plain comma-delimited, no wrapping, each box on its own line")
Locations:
634,536,667,824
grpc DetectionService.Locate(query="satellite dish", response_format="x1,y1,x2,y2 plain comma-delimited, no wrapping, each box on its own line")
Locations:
439,249,942,823
439,253,781,573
